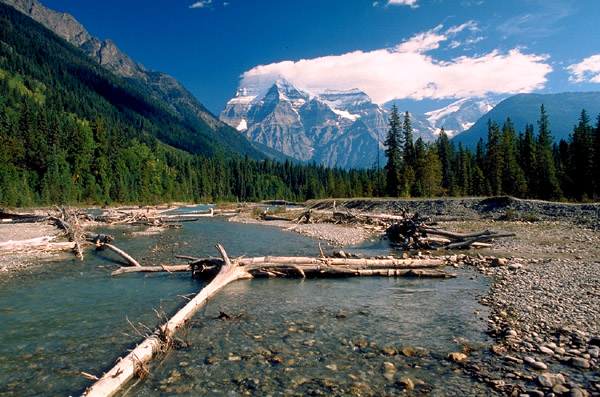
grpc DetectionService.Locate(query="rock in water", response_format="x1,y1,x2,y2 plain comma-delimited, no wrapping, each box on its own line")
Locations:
447,352,468,362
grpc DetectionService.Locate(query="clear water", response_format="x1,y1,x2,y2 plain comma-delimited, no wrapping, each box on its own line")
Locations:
0,217,491,396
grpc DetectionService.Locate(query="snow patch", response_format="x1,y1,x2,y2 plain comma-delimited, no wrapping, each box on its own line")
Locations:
236,118,248,131
331,108,361,121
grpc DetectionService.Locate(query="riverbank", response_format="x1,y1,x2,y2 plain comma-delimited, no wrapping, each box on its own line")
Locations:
233,197,600,395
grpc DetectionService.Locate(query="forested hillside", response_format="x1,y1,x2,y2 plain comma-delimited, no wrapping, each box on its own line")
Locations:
0,4,378,206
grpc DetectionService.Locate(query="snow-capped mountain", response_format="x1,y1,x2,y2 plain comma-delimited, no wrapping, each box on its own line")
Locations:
220,78,494,169
422,98,497,137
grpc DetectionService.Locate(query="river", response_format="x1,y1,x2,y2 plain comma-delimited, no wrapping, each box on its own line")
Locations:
0,213,492,396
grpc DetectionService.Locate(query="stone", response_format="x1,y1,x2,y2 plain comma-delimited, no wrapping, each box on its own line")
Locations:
396,378,414,390
270,356,283,364
508,263,523,270
554,347,566,355
491,257,507,267
383,362,396,372
552,384,570,394
526,390,544,397
587,348,600,359
569,387,590,397
569,357,590,369
401,347,417,357
524,356,548,371
447,352,468,362
539,346,554,355
381,347,397,355
536,373,566,388
354,341,368,349
588,337,600,347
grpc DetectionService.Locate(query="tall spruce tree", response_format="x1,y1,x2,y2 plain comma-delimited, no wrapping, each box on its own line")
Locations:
384,105,403,196
570,109,594,200
436,127,456,195
536,105,561,200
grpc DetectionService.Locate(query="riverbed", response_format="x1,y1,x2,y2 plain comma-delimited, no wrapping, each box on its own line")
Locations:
0,215,492,396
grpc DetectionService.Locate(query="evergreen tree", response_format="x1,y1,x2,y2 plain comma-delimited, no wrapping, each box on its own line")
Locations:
414,143,443,197
519,124,537,197
535,105,561,200
569,109,594,200
436,127,456,195
500,119,527,196
485,120,503,195
384,105,403,196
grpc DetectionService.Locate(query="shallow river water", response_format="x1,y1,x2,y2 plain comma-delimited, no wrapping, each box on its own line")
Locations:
0,213,492,396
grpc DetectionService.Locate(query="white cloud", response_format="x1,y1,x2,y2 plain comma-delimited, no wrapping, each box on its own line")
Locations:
387,0,419,8
189,0,212,9
239,24,552,104
567,55,600,84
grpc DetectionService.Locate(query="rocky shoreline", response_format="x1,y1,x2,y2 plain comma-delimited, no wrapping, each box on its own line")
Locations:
253,197,600,396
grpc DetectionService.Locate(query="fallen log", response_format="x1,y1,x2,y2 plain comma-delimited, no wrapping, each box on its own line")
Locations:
111,264,191,276
49,207,86,260
0,236,77,253
82,244,251,397
84,244,451,396
101,243,142,267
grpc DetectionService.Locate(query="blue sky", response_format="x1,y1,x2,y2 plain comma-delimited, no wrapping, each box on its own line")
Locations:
40,0,600,115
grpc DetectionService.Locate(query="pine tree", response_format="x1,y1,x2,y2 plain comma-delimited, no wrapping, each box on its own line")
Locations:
436,127,456,195
536,105,561,200
570,109,594,200
485,120,503,195
519,124,537,197
500,119,527,197
384,105,403,196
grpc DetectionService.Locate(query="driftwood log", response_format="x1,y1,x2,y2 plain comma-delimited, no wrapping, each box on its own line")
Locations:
387,220,516,250
83,244,450,396
49,207,87,260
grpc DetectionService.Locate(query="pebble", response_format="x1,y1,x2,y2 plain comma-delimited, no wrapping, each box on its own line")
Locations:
524,356,548,371
447,352,468,362
539,346,554,355
569,357,591,369
537,373,566,388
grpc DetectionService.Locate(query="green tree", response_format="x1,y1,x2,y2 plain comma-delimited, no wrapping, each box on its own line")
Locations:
535,105,561,200
436,127,456,195
569,109,594,200
500,119,527,197
384,105,403,196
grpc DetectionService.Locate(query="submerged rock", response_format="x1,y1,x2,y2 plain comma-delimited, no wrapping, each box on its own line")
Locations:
447,352,468,362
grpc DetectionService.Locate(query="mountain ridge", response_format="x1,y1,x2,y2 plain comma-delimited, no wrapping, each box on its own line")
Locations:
0,0,273,159
221,77,494,168
453,91,600,148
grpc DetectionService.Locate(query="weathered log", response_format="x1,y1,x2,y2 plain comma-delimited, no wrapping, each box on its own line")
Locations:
49,207,86,260
97,243,142,267
260,213,294,221
111,264,191,276
0,236,77,253
82,244,251,397
159,208,214,219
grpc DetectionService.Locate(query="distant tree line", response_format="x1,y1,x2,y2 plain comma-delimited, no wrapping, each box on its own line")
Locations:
383,104,600,202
